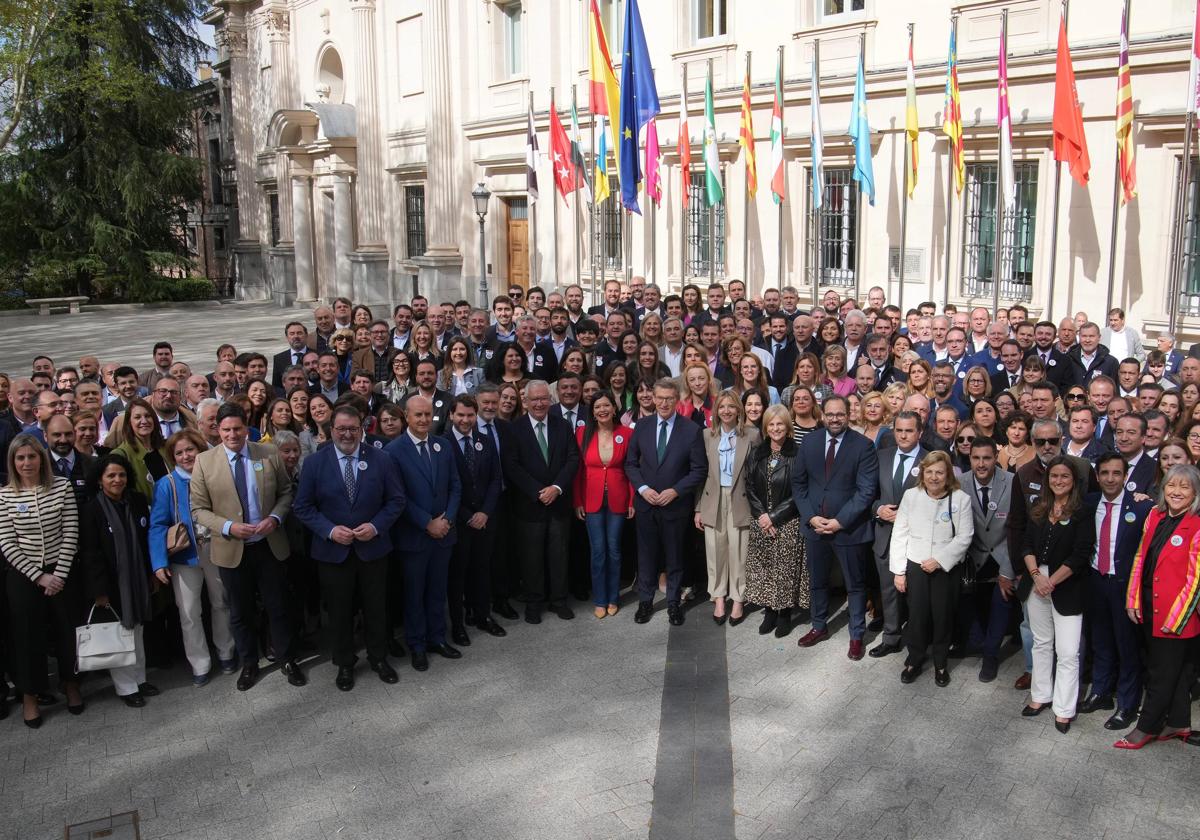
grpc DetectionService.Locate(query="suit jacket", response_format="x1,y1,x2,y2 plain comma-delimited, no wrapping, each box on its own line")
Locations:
292,443,406,563
189,441,294,568
624,414,708,519
695,426,760,528
385,434,461,551
990,369,1026,395
768,339,798,391
399,388,452,435
501,413,580,521
573,424,634,514
930,393,969,421
351,346,399,379
449,428,502,521
272,347,308,389
1005,454,1097,566
521,342,560,383
792,428,879,546
1166,348,1184,375
51,451,93,509
959,469,1015,578
1016,504,1096,615
306,331,335,354
1083,491,1153,583
1025,346,1083,391
1124,454,1157,496
1063,437,1111,465
871,446,924,559
553,401,590,431
870,363,908,391
308,380,350,400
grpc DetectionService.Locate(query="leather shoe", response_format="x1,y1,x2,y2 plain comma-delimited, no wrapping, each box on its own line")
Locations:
335,666,355,692
869,642,902,659
236,664,260,692
370,659,399,684
667,604,684,626
847,639,865,661
1078,693,1115,714
758,609,778,635
551,603,575,620
1021,703,1047,717
475,617,507,637
280,660,307,687
120,692,146,708
634,602,653,624
1105,708,1137,730
1013,672,1032,691
451,627,471,647
388,638,406,658
1186,731,1200,746
428,643,462,659
1054,718,1072,734
524,607,542,625
867,617,884,632
796,628,829,648
23,714,43,729
493,600,519,620
900,665,922,684
411,651,429,672
978,657,999,683
137,683,160,697
935,668,951,687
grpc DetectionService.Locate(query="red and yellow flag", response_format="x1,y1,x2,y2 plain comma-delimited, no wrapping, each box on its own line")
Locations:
1116,5,1136,203
739,60,757,198
942,21,964,195
588,0,621,168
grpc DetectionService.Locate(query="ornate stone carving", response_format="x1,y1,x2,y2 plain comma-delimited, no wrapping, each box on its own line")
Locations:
224,28,248,55
265,8,290,39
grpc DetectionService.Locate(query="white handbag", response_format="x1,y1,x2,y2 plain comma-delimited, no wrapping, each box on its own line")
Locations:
75,605,137,673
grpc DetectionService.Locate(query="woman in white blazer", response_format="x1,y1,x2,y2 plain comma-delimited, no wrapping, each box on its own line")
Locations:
890,450,975,687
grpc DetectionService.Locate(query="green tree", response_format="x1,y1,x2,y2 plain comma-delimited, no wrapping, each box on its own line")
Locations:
0,0,206,299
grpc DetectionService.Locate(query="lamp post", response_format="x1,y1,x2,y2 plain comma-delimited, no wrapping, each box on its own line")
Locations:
472,181,491,310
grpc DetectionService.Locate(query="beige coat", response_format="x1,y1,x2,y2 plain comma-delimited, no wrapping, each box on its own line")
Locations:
189,441,293,568
695,425,760,528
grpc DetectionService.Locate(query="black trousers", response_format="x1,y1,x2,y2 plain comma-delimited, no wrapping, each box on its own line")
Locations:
635,509,686,605
1136,629,1197,734
903,560,958,670
491,492,520,602
6,567,81,694
449,520,496,629
218,541,293,667
319,551,388,667
385,551,405,639
517,513,571,608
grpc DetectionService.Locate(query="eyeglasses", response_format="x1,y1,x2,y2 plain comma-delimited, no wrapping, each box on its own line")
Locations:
1033,437,1062,446
1188,433,1200,442
332,426,361,435
333,336,350,342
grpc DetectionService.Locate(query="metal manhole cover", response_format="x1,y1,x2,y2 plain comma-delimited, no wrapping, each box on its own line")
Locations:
65,810,140,839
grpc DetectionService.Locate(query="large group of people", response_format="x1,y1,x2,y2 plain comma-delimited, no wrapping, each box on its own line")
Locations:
0,282,1197,754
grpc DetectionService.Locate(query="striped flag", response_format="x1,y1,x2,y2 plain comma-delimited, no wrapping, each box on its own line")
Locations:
679,77,692,209
1115,5,1136,203
942,21,964,195
905,29,919,198
646,117,662,207
703,65,723,207
810,50,824,210
594,114,611,205
739,58,757,198
526,100,540,204
769,54,785,204
588,0,621,172
848,43,874,205
570,97,593,203
998,23,1015,211
1189,0,1200,114
1052,8,1090,186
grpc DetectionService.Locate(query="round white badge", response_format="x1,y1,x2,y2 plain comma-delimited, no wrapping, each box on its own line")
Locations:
1124,511,1136,523
1125,481,1136,492
474,441,484,451
15,503,27,513
910,466,920,477
139,517,148,527
435,400,443,408
1030,494,1039,504
996,363,1004,371
957,371,966,379
253,462,263,472
615,435,624,444
358,461,368,471
373,440,383,449
988,501,998,511
940,511,952,522
1171,535,1184,547
577,420,586,427
1049,359,1057,367
432,442,441,452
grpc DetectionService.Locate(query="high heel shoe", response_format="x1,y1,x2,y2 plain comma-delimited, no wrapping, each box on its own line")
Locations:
1113,732,1155,750
728,610,746,627
67,701,85,716
1021,703,1046,717
1054,718,1072,734
23,714,42,729
1157,728,1191,742
712,611,728,626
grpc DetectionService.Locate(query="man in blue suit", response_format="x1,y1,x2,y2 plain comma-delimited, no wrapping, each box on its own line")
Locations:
625,378,708,626
293,403,406,690
385,395,463,672
1077,452,1153,731
792,394,880,660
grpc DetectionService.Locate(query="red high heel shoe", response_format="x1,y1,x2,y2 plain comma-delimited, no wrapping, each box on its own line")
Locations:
1113,733,1155,750
1157,729,1191,742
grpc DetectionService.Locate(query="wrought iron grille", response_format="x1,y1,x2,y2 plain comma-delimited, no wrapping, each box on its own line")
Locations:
405,185,426,259
268,193,280,246
806,167,857,289
1175,157,1200,316
961,161,1036,301
685,169,726,278
591,177,623,273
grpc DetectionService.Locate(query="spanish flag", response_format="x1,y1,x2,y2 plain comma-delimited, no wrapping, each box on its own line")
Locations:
588,0,621,172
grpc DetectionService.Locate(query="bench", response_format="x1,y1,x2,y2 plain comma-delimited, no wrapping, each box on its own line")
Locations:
25,296,88,315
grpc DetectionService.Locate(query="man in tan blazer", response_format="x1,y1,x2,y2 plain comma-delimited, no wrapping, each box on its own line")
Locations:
190,402,306,691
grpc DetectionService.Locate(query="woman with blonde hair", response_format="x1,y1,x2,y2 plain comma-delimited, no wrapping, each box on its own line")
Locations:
821,344,856,398
678,362,717,429
639,311,664,346
881,381,908,418
781,352,823,407
855,391,894,447
906,359,935,398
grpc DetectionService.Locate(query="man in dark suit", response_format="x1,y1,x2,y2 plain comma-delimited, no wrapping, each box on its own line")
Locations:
500,379,580,624
515,316,559,383
272,322,311,391
551,373,590,430
1027,321,1082,391
869,411,924,658
1113,413,1156,495
399,359,452,435
624,378,708,626
385,395,463,672
929,363,969,420
293,404,406,690
474,384,517,619
1078,452,1154,730
765,315,798,391
792,394,880,660
446,395,506,644
587,279,624,318
45,415,92,507
863,334,906,391
308,352,349,402
989,340,1027,394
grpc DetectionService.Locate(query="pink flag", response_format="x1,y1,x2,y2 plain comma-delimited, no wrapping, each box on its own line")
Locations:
645,117,662,207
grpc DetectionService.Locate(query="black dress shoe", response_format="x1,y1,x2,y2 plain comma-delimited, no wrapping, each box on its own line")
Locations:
236,665,259,691
935,669,951,687
370,659,399,684
476,617,507,637
1054,719,1072,734
758,609,778,635
524,607,542,625
411,651,429,672
67,700,85,715
451,627,472,647
388,638,406,658
869,642,902,659
774,609,793,638
1021,703,1047,717
280,660,307,687
137,683,160,697
1186,731,1200,746
1104,708,1137,730
867,617,884,633
121,692,146,708
428,643,462,659
551,603,575,620
667,604,684,626
634,602,653,624
978,657,999,683
1078,693,1115,714
900,665,922,684
335,666,355,692
493,600,519,620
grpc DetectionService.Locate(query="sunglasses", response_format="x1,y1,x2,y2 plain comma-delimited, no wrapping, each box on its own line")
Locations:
956,435,976,444
1066,393,1086,401
1033,437,1062,446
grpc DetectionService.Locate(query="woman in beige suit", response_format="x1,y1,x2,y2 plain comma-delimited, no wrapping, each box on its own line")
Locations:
694,390,761,625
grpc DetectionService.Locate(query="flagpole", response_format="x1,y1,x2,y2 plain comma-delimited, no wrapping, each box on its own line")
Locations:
573,85,582,291
1170,118,1195,339
1044,0,1069,322
777,45,785,289
853,31,865,305
551,87,560,288
708,58,716,285
590,113,597,304
743,50,752,288
1105,0,1131,316
811,37,821,311
681,65,689,289
993,10,1007,320
529,90,539,286
898,23,913,320
943,13,958,310
625,210,632,283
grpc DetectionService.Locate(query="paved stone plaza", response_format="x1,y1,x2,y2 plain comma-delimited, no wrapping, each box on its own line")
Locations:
0,304,1197,840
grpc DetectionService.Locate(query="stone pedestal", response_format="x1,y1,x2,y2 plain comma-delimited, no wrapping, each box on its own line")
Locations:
332,173,354,299
233,242,267,301
291,175,317,302
351,249,390,308
413,249,466,305
268,246,297,306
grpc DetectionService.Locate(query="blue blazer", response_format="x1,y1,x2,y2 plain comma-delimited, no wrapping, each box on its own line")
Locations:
449,429,502,521
385,433,461,551
624,414,708,519
1124,455,1157,496
791,428,879,546
1082,492,1153,582
293,444,406,563
149,470,198,570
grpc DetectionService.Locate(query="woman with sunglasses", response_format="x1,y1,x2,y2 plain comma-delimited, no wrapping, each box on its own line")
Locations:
330,329,356,382
951,423,976,474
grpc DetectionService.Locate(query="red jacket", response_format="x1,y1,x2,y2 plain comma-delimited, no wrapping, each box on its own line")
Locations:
1126,508,1200,639
572,425,634,514
676,397,712,428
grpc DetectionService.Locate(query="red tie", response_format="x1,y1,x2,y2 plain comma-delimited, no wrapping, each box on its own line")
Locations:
825,436,837,479
1098,501,1114,575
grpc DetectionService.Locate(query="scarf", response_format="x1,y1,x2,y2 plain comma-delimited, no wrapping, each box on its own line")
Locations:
96,494,152,629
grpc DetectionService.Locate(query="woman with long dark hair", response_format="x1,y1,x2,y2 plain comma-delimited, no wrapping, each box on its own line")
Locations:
109,397,168,501
440,336,483,395
376,352,414,404
485,342,529,390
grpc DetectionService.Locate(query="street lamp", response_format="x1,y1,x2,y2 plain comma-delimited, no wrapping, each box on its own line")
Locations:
472,181,491,310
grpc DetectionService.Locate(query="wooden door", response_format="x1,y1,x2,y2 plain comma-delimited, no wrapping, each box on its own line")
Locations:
506,198,529,288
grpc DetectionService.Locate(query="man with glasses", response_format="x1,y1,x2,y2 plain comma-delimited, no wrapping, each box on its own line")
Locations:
353,320,398,385
1063,404,1107,464
944,328,972,393
148,378,189,439
930,362,968,420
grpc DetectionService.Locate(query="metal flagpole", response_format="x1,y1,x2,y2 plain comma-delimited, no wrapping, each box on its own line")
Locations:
650,199,657,285
529,91,539,286
1044,0,1068,321
625,211,632,283
709,58,717,285
1105,0,1132,316
573,85,582,291
993,10,1007,320
681,66,689,289
1170,116,1196,338
943,14,958,310
743,50,752,287
898,23,913,320
852,31,865,304
777,45,785,288
590,106,597,304
811,38,821,310
551,87,559,287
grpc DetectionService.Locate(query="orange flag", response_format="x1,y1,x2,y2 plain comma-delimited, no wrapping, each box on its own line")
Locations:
1052,10,1090,186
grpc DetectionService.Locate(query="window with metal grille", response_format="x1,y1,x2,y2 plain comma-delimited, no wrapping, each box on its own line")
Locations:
405,185,426,258
591,177,623,273
806,167,858,289
685,169,726,279
269,193,280,246
1174,157,1200,316
961,162,1037,301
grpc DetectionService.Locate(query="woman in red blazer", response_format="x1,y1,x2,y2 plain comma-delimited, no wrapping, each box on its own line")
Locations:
573,390,634,619
1115,464,1200,749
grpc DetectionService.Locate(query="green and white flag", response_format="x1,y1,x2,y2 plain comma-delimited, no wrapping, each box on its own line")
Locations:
703,65,724,207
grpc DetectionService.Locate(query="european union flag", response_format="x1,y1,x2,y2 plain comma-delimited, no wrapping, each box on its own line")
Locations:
848,48,875,206
617,0,660,215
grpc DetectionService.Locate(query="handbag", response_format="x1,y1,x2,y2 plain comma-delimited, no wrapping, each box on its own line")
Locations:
165,474,192,556
75,604,136,673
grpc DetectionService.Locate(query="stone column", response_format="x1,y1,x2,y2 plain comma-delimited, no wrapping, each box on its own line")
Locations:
350,0,386,247
332,172,355,299
224,21,258,242
292,174,316,301
266,6,295,110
